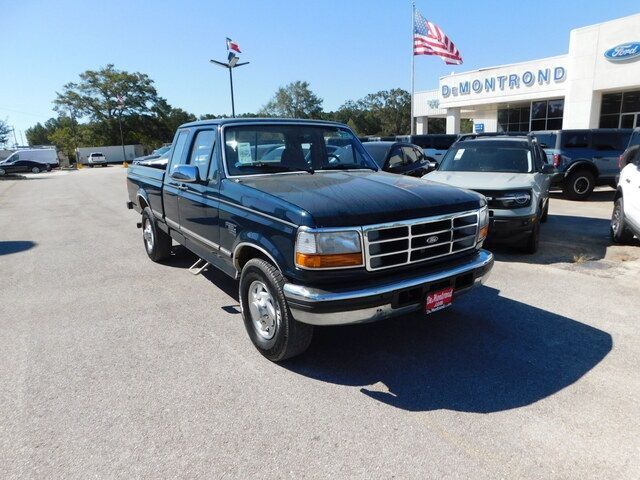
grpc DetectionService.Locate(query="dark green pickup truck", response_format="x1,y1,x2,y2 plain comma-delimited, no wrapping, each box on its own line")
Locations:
127,119,494,361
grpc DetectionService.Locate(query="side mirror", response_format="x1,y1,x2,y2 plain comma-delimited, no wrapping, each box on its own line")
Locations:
170,164,200,183
428,161,439,171
541,164,556,175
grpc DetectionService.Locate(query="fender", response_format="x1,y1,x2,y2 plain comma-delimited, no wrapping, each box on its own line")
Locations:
564,160,599,180
136,187,151,211
232,234,290,274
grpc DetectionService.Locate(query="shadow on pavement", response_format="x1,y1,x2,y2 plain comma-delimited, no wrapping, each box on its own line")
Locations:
0,240,36,255
549,189,615,203
284,286,611,413
491,214,614,265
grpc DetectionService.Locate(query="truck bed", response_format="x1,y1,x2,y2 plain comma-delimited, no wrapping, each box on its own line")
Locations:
127,163,166,215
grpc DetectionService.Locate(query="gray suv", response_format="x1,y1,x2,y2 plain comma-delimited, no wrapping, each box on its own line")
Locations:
424,135,555,253
534,129,632,200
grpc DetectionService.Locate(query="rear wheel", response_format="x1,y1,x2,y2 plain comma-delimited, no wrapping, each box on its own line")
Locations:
0,168,5,176
611,197,634,244
141,207,171,262
563,169,595,200
31,166,40,173
239,258,313,361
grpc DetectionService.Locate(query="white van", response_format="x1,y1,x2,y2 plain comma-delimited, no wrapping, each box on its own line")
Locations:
3,148,59,167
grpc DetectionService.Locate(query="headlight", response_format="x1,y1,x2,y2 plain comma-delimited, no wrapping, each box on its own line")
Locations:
295,229,363,269
493,191,531,208
477,206,489,244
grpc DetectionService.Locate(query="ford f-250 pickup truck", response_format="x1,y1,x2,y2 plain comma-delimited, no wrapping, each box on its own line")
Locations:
126,119,494,361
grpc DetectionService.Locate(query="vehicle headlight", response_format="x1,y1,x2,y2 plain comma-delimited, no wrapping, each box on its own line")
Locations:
494,191,531,208
295,229,363,269
477,206,489,244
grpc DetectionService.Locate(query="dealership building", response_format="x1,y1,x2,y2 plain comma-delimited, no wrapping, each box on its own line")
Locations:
413,13,640,134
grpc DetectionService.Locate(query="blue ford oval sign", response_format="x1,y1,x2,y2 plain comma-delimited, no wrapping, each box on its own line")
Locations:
604,42,640,62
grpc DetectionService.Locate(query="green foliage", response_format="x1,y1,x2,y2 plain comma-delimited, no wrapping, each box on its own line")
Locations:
0,119,13,146
460,118,473,134
259,81,323,119
25,122,49,145
326,89,411,136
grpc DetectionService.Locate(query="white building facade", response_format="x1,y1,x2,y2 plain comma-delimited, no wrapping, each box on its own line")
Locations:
413,14,640,134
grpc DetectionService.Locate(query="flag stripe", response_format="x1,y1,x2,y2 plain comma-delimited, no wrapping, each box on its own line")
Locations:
413,10,462,65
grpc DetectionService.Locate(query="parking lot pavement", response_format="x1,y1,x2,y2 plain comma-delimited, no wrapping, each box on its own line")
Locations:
1,167,639,479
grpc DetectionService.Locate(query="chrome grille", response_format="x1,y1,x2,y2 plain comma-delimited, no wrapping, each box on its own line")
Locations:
363,210,479,271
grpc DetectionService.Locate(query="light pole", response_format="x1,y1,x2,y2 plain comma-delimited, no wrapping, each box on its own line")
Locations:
210,53,249,117
116,95,126,163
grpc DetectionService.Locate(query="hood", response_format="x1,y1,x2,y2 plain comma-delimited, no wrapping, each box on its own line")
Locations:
236,170,483,227
424,171,537,191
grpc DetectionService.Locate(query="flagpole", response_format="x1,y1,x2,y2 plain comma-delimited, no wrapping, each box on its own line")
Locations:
410,1,415,135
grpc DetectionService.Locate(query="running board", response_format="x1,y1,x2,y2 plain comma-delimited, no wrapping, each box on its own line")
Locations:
188,258,210,275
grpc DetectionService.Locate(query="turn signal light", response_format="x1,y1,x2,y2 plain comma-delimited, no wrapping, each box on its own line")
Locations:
478,224,489,242
295,252,363,269
552,153,562,168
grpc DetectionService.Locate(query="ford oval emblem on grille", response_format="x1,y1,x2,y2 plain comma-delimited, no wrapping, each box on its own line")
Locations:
426,235,439,244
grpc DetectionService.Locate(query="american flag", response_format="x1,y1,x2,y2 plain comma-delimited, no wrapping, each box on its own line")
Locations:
413,10,462,65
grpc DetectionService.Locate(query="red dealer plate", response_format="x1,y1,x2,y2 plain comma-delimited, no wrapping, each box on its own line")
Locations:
425,287,454,314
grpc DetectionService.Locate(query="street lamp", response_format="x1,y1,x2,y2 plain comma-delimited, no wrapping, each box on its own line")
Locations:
210,52,249,117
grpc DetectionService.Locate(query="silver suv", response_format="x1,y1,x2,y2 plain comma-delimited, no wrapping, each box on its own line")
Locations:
424,135,556,253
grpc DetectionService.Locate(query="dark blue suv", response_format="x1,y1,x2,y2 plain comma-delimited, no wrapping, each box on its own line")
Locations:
534,129,632,200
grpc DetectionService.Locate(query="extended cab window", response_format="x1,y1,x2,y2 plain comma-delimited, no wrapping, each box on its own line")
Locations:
188,130,216,180
223,124,376,176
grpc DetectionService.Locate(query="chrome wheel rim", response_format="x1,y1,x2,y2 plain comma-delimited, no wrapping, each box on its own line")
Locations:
143,218,154,252
32,167,40,173
248,280,279,340
611,204,621,234
573,176,590,194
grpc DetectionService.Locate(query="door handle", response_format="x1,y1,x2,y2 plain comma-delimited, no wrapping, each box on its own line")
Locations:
625,178,631,183
177,184,188,191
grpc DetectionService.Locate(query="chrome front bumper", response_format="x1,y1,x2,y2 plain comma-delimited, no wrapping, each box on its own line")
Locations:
284,249,494,326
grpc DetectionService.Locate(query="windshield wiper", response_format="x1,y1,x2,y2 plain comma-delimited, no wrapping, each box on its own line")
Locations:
235,163,299,173
318,164,377,171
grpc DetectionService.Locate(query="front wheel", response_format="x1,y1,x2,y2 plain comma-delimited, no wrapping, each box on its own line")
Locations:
239,258,313,361
141,207,171,262
31,166,40,173
0,168,5,176
611,198,634,244
522,222,540,254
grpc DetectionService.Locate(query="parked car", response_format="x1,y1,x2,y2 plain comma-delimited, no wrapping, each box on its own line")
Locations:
361,141,433,177
133,145,172,164
0,157,52,175
87,152,107,167
424,135,555,253
611,133,640,243
126,119,493,361
395,135,458,163
534,129,632,200
1,148,58,168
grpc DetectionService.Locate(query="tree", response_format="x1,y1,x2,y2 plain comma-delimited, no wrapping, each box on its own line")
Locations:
25,122,50,145
259,81,323,119
0,119,11,146
54,64,160,144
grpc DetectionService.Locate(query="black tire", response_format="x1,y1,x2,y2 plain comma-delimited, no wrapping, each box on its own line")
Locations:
31,166,40,173
540,201,549,223
611,197,634,244
89,164,94,168
522,221,540,254
239,258,313,362
141,207,171,262
563,169,595,200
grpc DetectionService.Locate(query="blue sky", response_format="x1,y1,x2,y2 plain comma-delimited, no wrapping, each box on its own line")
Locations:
2,0,639,140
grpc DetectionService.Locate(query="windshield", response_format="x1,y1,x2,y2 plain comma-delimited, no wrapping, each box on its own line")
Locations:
153,146,171,155
223,124,377,176
439,141,533,173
